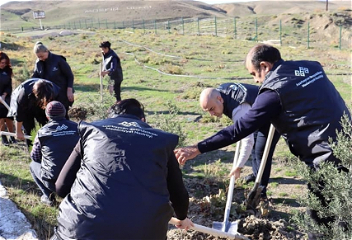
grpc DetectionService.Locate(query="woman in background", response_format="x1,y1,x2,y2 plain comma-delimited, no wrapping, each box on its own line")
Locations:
32,41,74,112
0,52,16,145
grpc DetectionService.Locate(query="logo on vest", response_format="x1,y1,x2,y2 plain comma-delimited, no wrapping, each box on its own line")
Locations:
56,124,68,131
119,121,141,128
294,67,309,77
52,67,58,72
114,149,131,171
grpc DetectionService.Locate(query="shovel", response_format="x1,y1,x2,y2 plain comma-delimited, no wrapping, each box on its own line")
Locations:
246,124,275,210
0,131,31,140
212,141,241,234
169,217,249,240
0,96,10,110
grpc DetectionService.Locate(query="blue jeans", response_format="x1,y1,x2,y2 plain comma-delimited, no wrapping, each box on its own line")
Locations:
251,123,281,198
29,161,54,198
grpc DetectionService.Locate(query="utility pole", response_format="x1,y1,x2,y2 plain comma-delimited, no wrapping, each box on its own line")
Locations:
326,0,328,11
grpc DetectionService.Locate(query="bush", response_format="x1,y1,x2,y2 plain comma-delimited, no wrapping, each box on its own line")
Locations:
152,100,186,147
293,114,352,239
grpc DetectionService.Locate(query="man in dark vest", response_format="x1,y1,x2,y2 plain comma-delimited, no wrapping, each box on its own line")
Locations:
30,101,79,206
199,83,280,213
52,99,192,239
175,44,350,239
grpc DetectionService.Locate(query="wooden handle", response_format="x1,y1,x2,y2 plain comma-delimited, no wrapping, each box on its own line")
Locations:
169,217,248,240
0,96,10,110
0,131,31,140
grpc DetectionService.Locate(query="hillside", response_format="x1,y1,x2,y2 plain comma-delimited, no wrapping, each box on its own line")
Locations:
1,0,351,30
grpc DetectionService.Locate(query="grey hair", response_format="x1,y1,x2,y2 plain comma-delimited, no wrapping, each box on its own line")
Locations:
33,41,48,54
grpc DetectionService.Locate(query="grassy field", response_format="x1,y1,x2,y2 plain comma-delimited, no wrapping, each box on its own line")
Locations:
0,28,351,239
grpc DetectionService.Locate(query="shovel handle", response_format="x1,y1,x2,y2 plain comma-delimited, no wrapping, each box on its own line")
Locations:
0,131,31,140
254,124,275,184
169,217,248,240
0,96,10,110
223,141,241,225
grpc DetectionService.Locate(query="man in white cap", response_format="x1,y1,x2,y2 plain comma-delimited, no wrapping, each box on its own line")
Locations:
29,101,79,206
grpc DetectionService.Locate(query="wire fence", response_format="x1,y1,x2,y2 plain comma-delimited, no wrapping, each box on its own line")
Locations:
2,16,350,50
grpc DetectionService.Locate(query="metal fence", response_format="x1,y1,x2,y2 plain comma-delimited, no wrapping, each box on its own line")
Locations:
2,16,350,50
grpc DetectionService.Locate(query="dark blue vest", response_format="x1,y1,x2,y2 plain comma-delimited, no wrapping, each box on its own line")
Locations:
38,119,79,190
217,83,259,119
57,115,179,239
261,60,350,168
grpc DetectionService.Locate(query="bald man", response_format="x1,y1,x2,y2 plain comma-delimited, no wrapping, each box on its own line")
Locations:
197,83,280,206
175,44,350,239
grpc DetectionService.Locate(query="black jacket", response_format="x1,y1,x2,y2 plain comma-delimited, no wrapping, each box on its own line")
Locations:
261,60,350,167
8,78,62,132
38,119,79,191
102,49,123,81
0,68,12,108
32,52,74,106
217,83,259,119
56,115,188,239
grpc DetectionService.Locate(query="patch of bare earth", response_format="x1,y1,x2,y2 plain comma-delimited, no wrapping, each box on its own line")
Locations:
167,153,307,240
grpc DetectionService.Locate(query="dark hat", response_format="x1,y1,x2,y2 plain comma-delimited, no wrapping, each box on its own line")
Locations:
45,101,66,120
99,41,111,48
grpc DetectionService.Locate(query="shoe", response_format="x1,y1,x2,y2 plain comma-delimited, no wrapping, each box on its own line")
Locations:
259,197,270,217
9,136,17,144
1,135,9,146
40,195,54,206
244,173,256,184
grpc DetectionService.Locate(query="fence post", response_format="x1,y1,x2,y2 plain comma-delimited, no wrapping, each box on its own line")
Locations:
214,16,217,36
114,21,116,29
132,19,135,32
105,19,108,29
182,18,184,35
307,22,310,49
167,20,170,34
339,25,342,50
98,18,100,29
233,17,236,39
154,19,157,34
279,19,282,46
197,17,200,35
143,19,145,33
255,17,258,41
22,27,23,32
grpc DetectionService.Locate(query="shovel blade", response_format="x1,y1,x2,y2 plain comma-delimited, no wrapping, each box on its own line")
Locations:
212,221,238,234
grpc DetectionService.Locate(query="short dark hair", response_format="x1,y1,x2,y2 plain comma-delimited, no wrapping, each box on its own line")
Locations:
250,44,282,70
99,41,111,49
32,79,55,109
108,99,145,120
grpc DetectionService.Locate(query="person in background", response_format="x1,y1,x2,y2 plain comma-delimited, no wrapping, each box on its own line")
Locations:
32,41,74,112
0,52,16,145
99,41,123,102
199,83,280,210
8,78,65,143
175,44,350,239
52,99,192,239
30,101,79,206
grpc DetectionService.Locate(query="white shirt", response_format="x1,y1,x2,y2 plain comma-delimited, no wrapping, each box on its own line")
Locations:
231,103,254,168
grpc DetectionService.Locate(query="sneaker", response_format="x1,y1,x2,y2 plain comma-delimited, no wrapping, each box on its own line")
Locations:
40,195,54,206
1,135,9,146
259,197,270,217
244,173,256,184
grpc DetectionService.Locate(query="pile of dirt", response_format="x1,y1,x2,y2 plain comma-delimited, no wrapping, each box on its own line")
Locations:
68,106,95,121
167,177,305,240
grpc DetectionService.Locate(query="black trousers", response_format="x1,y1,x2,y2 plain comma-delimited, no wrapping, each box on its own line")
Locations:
113,79,122,102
